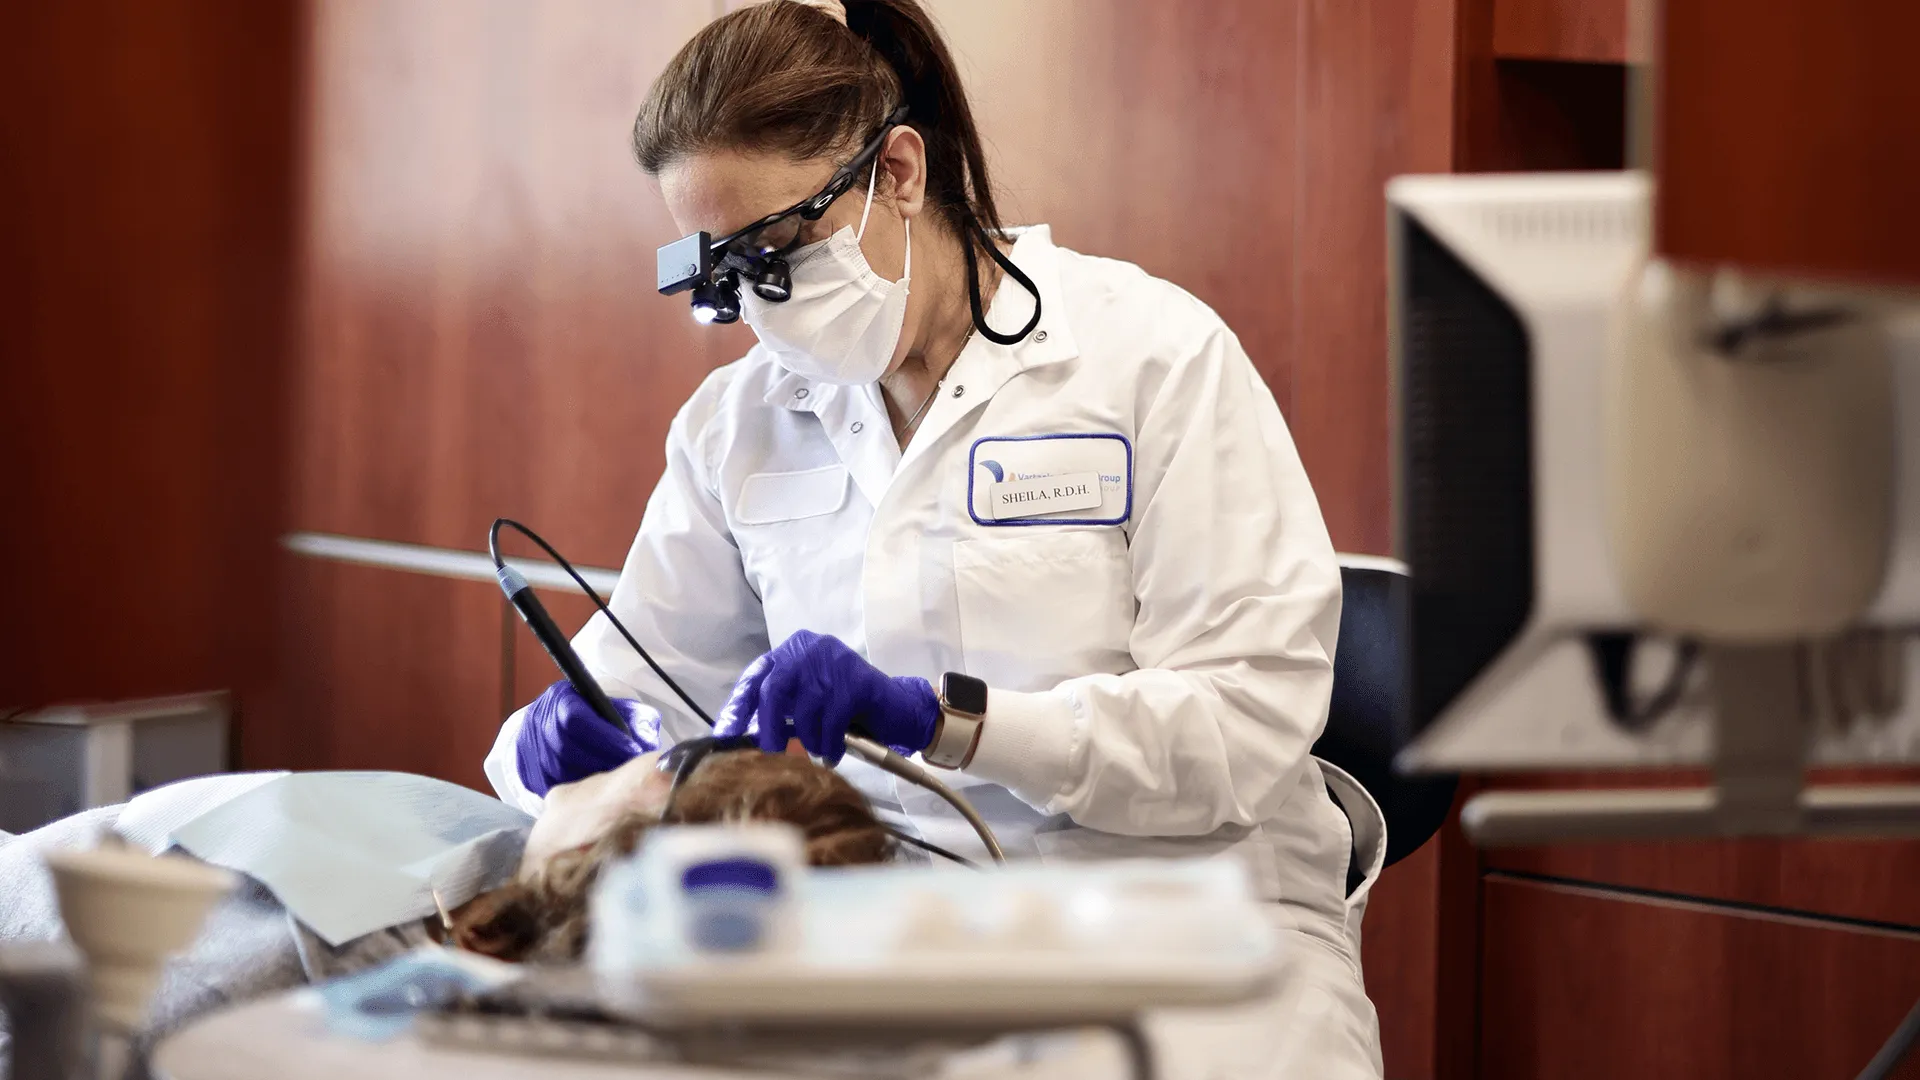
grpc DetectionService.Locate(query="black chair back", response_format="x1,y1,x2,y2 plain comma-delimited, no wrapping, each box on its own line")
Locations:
1311,561,1458,868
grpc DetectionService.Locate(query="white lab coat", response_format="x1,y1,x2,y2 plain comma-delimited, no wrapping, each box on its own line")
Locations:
486,226,1383,1077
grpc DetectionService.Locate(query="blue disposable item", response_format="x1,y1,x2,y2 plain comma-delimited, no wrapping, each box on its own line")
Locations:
682,856,785,952
317,949,518,1041
717,631,939,762
516,680,663,796
588,824,805,972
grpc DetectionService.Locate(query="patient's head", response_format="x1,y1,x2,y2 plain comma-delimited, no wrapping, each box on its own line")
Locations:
452,749,891,962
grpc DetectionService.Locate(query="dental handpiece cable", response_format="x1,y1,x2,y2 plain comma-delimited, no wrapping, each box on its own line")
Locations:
490,518,707,736
488,518,1004,866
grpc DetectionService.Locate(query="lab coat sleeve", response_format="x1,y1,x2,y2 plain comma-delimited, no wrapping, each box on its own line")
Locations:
963,320,1342,837
484,727,545,815
483,384,770,809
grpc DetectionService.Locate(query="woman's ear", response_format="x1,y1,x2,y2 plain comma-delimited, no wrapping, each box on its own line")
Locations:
879,125,928,218
448,889,540,961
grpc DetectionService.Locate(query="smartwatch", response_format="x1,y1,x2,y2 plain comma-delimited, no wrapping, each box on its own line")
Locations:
923,672,987,770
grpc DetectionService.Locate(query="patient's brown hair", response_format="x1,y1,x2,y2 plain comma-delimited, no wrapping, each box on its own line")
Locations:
451,751,892,962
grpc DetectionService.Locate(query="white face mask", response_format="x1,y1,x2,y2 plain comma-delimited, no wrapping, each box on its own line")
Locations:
740,161,911,385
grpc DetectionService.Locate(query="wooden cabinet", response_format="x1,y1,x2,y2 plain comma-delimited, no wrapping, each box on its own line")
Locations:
1482,876,1920,1080
1456,0,1632,173
1493,0,1632,63
1484,785,1920,931
1656,0,1920,285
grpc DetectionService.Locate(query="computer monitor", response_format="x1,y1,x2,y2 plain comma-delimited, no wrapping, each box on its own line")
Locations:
1387,172,1920,777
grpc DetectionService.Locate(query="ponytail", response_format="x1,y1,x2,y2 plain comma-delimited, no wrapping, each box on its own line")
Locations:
841,0,1004,241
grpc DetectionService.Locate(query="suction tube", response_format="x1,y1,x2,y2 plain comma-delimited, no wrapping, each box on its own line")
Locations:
842,736,1007,864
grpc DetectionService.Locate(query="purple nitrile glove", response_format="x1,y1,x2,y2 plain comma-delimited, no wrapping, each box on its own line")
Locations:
515,680,661,797
716,630,940,765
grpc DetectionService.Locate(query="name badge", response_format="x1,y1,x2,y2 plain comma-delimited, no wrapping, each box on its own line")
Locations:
988,471,1102,521
967,433,1133,528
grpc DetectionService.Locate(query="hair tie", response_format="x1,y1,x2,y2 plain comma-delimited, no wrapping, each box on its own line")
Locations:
788,0,848,26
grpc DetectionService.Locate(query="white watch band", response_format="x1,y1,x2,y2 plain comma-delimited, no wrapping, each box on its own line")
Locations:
922,710,983,770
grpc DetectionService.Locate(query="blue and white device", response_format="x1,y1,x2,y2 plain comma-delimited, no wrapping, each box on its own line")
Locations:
590,842,1279,1026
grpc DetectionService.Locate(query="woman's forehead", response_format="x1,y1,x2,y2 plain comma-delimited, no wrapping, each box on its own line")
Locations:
658,149,840,237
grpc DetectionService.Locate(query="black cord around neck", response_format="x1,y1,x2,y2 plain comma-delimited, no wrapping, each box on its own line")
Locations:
962,216,1043,346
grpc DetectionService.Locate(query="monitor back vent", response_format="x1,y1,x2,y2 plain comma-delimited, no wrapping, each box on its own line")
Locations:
1477,201,1644,246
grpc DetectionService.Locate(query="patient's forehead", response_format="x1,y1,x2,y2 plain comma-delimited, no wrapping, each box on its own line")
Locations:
518,751,670,876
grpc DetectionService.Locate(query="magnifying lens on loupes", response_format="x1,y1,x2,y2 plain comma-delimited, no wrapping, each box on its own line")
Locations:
656,106,908,326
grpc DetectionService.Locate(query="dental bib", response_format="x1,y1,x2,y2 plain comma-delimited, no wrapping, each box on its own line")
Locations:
116,772,533,945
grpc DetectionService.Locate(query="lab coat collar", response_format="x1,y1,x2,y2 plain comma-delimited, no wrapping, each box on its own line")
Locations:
759,224,1077,413
974,224,1078,374
763,367,823,412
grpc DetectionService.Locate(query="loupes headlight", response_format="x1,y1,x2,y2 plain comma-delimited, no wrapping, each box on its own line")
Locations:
690,277,740,325
656,231,713,297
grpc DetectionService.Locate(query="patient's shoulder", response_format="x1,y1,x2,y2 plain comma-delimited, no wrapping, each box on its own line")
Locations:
0,804,125,943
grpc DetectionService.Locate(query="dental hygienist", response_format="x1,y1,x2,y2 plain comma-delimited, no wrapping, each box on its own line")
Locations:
484,0,1382,1074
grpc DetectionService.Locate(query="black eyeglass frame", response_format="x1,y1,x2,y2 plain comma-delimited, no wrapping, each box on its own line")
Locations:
655,105,910,316
652,732,980,868
656,734,759,821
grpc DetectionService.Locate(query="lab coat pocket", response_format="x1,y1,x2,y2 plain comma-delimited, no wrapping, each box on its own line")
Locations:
1260,760,1366,978
734,464,849,525
732,465,858,645
951,529,1135,691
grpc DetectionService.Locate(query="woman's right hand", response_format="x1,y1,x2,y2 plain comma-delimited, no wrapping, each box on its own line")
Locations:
514,681,660,797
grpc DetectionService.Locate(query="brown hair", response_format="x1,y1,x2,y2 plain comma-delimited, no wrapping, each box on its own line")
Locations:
632,0,1004,245
451,751,892,963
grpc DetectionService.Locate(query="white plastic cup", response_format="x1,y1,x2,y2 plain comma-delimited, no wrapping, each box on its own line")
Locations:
44,846,234,1032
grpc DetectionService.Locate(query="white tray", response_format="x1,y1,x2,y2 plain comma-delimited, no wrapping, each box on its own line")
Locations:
600,953,1278,1027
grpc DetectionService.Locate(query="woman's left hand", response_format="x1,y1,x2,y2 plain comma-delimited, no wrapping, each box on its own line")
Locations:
718,630,940,763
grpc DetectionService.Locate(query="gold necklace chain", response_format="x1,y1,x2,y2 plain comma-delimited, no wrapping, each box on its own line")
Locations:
899,379,941,433
896,323,976,437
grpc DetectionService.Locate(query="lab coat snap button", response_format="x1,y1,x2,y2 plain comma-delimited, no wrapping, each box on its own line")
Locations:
1035,330,1048,343
851,421,864,434
794,388,810,400
953,385,966,398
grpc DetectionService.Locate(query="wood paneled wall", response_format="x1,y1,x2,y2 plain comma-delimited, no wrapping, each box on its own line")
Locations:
918,0,1457,554
0,2,299,718
277,1,745,784
294,0,739,569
